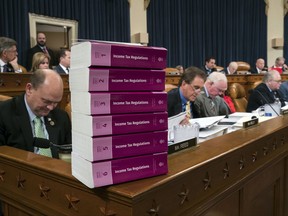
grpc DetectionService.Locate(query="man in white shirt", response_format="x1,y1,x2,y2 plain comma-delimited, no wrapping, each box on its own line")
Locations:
54,49,71,74
0,37,22,73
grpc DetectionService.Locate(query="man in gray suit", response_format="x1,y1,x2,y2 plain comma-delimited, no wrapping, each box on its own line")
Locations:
194,72,230,117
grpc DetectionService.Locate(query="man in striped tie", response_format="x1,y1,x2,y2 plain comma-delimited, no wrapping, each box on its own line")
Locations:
167,66,207,125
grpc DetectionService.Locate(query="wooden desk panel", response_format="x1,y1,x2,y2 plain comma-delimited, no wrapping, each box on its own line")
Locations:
0,73,69,110
0,116,288,215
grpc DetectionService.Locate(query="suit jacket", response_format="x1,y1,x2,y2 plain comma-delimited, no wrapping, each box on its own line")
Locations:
222,68,230,75
246,83,286,112
250,66,268,74
2,63,15,72
0,94,71,152
167,88,198,118
54,65,67,74
194,90,230,117
27,45,57,70
279,81,288,101
200,66,217,75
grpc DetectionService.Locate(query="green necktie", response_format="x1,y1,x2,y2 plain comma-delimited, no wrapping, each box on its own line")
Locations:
34,117,52,157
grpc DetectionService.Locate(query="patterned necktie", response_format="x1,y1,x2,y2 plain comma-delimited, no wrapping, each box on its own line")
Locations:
186,101,191,119
34,117,52,157
2,64,8,72
43,47,50,57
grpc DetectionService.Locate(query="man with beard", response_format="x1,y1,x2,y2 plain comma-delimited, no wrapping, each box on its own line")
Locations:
167,66,206,124
27,32,57,70
0,69,71,156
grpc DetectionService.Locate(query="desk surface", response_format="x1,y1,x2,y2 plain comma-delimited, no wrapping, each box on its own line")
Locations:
0,116,288,215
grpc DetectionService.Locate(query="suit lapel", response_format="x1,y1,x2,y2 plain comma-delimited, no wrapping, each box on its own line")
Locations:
44,113,59,144
15,95,34,151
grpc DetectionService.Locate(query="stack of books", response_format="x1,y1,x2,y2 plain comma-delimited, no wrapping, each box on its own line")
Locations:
70,41,169,188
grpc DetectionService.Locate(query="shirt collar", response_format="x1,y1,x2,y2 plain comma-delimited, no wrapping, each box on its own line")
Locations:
24,94,44,123
179,87,189,105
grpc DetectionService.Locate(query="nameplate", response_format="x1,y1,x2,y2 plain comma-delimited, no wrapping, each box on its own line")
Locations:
280,109,288,115
243,118,258,128
168,137,197,154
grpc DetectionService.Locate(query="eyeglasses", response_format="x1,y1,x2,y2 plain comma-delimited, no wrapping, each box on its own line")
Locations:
272,79,282,83
6,49,17,53
189,83,201,92
213,84,226,93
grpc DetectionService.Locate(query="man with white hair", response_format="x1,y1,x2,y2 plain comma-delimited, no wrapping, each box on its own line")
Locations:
194,72,230,117
246,70,286,112
222,61,238,75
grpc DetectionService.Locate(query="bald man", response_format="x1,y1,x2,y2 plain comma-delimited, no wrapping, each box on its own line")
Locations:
250,58,268,74
0,69,71,154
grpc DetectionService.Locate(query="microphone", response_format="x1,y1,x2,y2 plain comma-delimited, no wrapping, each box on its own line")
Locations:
253,89,280,116
33,137,72,158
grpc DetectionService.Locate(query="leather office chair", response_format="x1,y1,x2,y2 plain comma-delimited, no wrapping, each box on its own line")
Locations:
228,83,248,112
236,61,251,74
0,94,12,102
165,84,177,92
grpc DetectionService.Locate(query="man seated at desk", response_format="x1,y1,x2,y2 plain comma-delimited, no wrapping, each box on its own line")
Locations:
246,70,286,112
0,37,23,73
194,72,230,117
0,69,71,157
167,66,206,124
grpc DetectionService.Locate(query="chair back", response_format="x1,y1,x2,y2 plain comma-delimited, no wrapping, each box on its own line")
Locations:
229,83,248,112
0,94,12,102
236,61,251,74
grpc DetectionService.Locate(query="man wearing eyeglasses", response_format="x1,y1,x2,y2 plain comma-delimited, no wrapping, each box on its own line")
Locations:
167,66,206,124
194,72,230,117
246,70,286,112
0,37,22,73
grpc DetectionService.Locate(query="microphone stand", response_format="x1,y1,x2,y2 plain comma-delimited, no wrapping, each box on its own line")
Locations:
254,89,280,116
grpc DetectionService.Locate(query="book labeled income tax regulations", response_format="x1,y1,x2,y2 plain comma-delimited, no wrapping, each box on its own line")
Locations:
71,91,167,115
72,130,168,162
72,112,168,137
69,67,165,92
72,151,168,188
71,41,167,69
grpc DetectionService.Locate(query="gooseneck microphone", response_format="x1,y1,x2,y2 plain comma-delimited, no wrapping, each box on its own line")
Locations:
33,137,72,158
253,89,280,116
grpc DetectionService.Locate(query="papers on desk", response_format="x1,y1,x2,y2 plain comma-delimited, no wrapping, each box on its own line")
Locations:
189,115,225,129
220,112,275,127
198,125,228,139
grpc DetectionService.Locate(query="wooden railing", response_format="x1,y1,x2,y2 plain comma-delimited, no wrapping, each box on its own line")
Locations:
0,73,69,110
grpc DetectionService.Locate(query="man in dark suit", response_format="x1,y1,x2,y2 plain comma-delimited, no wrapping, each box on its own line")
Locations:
167,66,206,124
250,58,268,74
222,61,238,75
0,37,23,73
246,70,286,112
54,49,70,74
200,56,217,75
27,32,57,70
0,69,71,156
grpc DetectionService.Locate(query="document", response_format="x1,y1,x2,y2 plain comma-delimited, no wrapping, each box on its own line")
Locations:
189,116,225,129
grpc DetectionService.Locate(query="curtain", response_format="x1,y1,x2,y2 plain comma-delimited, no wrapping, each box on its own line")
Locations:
147,0,267,69
284,15,288,62
0,0,130,68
